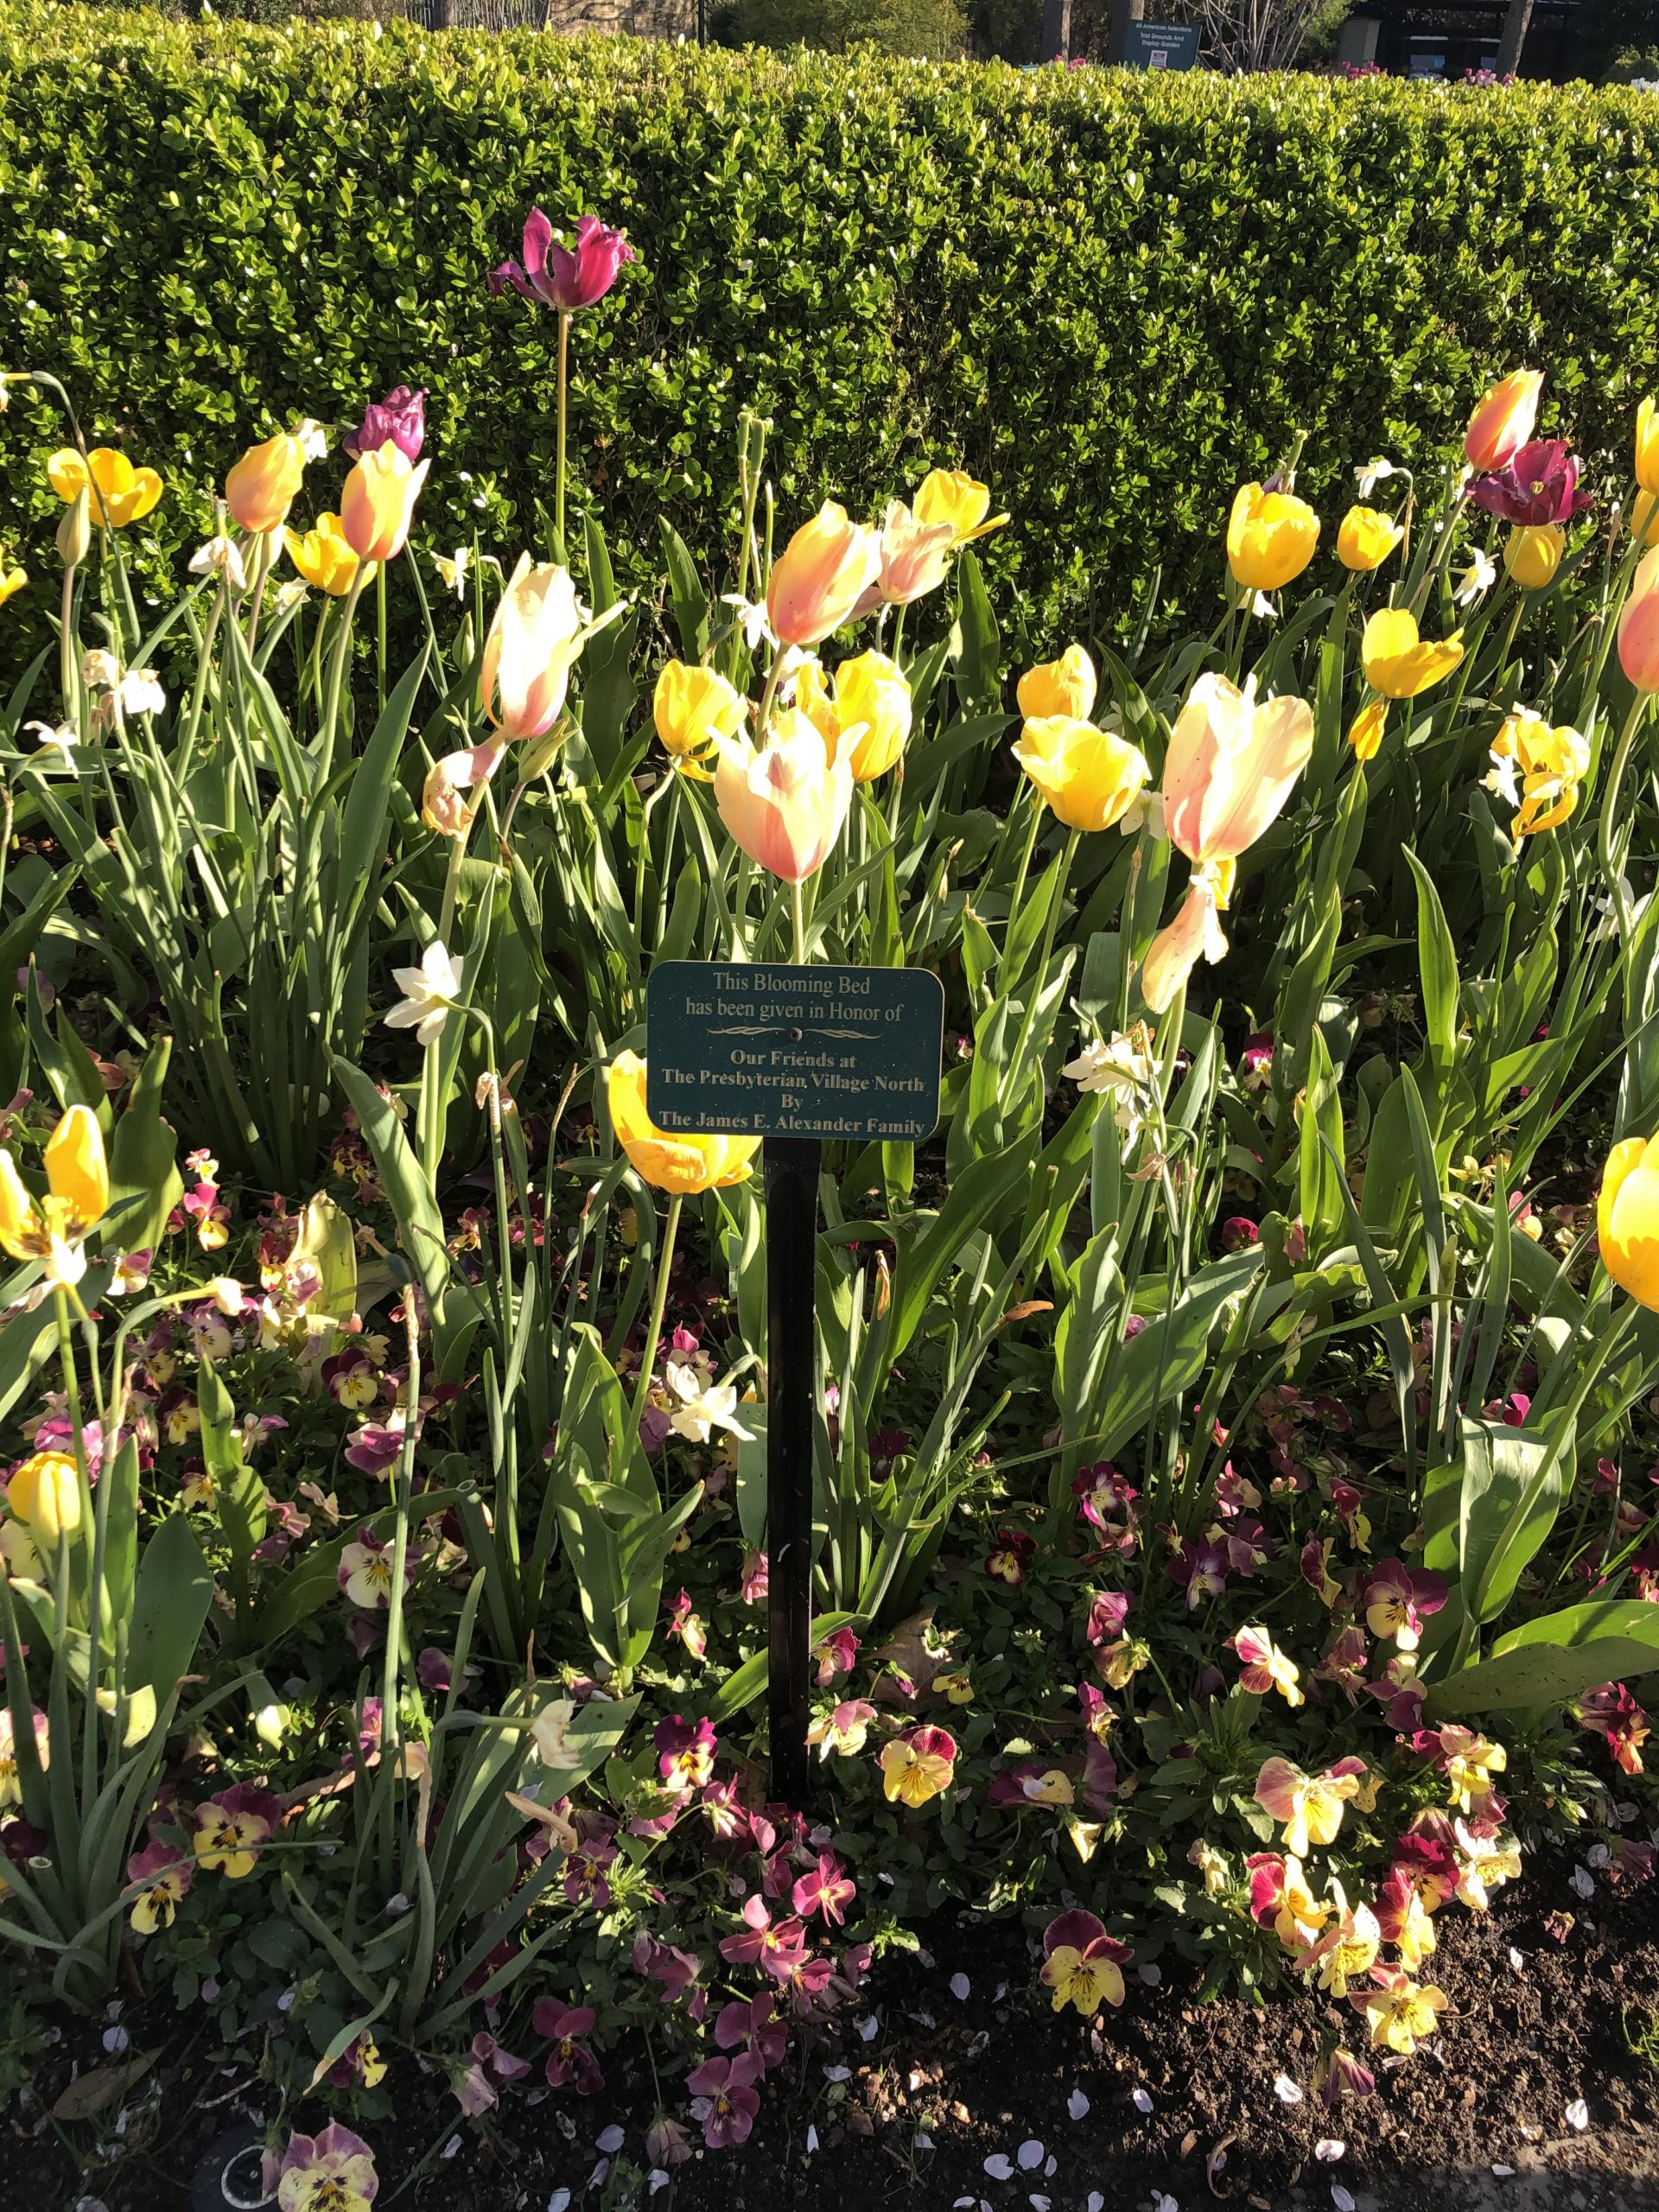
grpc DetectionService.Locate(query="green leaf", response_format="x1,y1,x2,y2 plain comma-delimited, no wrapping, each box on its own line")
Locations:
1457,1413,1571,1626
127,1514,214,1700
1425,1601,1659,1719
106,1036,182,1259
708,1611,860,1723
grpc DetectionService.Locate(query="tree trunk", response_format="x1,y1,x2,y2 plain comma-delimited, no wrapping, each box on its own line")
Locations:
1495,0,1534,73
1041,0,1074,60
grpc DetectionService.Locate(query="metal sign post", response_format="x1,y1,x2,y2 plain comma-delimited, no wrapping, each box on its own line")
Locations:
645,960,944,1803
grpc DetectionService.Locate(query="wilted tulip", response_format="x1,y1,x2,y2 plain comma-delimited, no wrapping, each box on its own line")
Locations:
1335,505,1403,572
343,385,426,463
607,1051,758,1195
869,499,957,608
766,503,882,646
1618,547,1659,694
1162,672,1314,864
340,442,429,564
1597,1136,1659,1308
1470,438,1592,527
1637,397,1659,497
912,467,1007,544
1017,645,1096,722
1464,369,1543,473
1502,524,1565,592
4,1449,80,1544
421,741,505,838
490,209,637,313
712,710,855,881
1226,483,1320,592
46,447,163,531
284,514,364,597
1012,716,1150,834
835,651,912,780
225,432,309,536
1361,608,1465,698
653,660,747,779
1141,861,1233,1016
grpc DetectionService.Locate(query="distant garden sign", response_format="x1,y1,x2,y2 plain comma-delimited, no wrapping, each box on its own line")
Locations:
1121,21,1200,67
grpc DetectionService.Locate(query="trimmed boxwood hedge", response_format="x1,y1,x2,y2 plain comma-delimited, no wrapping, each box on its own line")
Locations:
1,6,1657,659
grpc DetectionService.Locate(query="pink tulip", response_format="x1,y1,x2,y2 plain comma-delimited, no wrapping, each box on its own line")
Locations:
868,499,957,608
712,709,855,882
1464,369,1543,474
766,503,882,646
1619,547,1659,695
1162,671,1314,865
490,209,636,312
343,385,426,462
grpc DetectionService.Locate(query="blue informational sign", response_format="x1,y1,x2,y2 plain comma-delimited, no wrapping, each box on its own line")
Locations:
1122,21,1201,67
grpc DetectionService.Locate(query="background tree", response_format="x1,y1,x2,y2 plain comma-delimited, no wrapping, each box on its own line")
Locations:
712,0,970,54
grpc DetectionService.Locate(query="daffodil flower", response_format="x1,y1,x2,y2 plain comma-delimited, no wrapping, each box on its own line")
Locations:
384,940,464,1047
664,1360,756,1444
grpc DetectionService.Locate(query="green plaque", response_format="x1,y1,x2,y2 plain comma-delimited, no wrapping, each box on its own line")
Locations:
645,960,944,1142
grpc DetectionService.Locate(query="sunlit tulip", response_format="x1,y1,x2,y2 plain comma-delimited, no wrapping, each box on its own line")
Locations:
1017,645,1096,722
1141,861,1232,1015
0,558,23,611
1226,483,1320,592
1503,524,1564,591
653,660,747,779
4,1450,79,1544
1638,397,1659,497
870,499,957,608
46,447,163,530
284,514,364,597
1633,493,1659,550
1597,1135,1659,1307
1484,707,1590,840
421,741,505,838
490,208,637,313
225,433,308,535
1464,369,1543,473
340,442,429,563
1163,671,1314,864
342,385,426,462
1012,715,1149,834
1471,438,1591,529
1618,546,1659,693
912,467,1007,544
1360,607,1465,698
834,650,912,779
1335,505,1403,572
481,554,623,743
766,503,882,646
712,710,855,881
1348,698,1389,760
0,1103,109,1289
606,1050,758,1194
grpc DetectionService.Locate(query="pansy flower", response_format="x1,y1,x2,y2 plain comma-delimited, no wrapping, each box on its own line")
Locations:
632,1931,702,2000
193,1783,280,1878
1253,1754,1370,1857
276,2121,378,2212
988,1759,1076,1808
807,1698,876,1759
1299,1880,1381,1996
984,1526,1036,1585
1351,1966,1449,2056
877,1725,957,1808
1451,1819,1522,1910
791,1850,856,1926
1071,1463,1140,1551
665,1587,708,1661
1315,1623,1370,1703
685,2052,760,2148
338,1527,412,1611
126,1835,194,1933
1084,1586,1134,1645
1374,1864,1438,1969
532,1996,603,2094
714,1991,788,2072
1416,1724,1507,1813
718,1893,808,1982
1228,1624,1304,1707
1039,1908,1132,2015
811,1625,861,1683
1313,2046,1376,2106
1167,1532,1229,1608
1575,1681,1649,1776
1362,1559,1447,1652
1247,1850,1329,1955
1094,1635,1150,1688
654,1714,717,1792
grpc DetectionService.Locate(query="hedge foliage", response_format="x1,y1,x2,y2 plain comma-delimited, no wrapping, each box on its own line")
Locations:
1,6,1657,658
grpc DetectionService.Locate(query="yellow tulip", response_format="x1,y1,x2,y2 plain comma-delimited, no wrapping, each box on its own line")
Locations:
44,1104,110,1227
1598,1136,1659,1308
284,514,364,596
606,1050,759,1195
225,433,308,536
1347,698,1389,761
1638,397,1659,497
1503,524,1564,592
1226,484,1320,592
46,447,163,531
912,467,1007,545
0,1103,108,1290
791,658,839,749
340,442,429,564
1633,492,1659,551
4,1450,80,1544
834,650,912,780
766,503,881,646
653,660,747,779
1465,369,1543,473
1017,645,1096,723
1336,505,1403,573
0,559,23,611
1486,708,1590,841
1012,716,1150,834
1361,607,1465,699
1618,546,1659,695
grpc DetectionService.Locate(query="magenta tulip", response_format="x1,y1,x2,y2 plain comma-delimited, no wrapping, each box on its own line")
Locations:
1469,438,1592,528
342,385,426,463
489,208,636,313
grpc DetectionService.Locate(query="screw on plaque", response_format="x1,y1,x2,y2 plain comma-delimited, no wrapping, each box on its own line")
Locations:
789,1027,803,1039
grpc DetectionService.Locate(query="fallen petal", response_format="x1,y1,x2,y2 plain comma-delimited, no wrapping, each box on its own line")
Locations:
1068,2088,1090,2121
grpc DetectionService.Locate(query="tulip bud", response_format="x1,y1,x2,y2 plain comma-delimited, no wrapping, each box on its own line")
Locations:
1335,505,1403,573
56,488,91,569
1598,1135,1659,1308
44,1103,109,1227
653,660,747,775
1017,645,1096,722
1465,370,1543,474
1503,524,1564,592
1618,547,1659,695
1638,397,1659,499
5,1449,81,1544
226,433,308,536
1226,484,1320,592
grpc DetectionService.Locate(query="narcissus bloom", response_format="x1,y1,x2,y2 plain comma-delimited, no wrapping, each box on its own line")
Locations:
834,650,912,779
1484,708,1591,840
46,446,162,530
225,432,309,535
1254,1754,1370,1857
1465,369,1543,473
1013,715,1149,833
766,502,882,646
4,1450,80,1543
1039,1909,1131,2015
284,513,364,596
1336,505,1403,571
653,660,747,779
277,2122,379,2212
340,442,430,563
1163,671,1314,864
1226,482,1320,591
1597,1135,1659,1307
1502,523,1565,591
607,1050,758,1194
1618,547,1659,693
0,1102,110,1289
1353,1967,1448,2056
490,208,636,312
878,1724,957,1807
384,940,464,1047
193,1782,280,1878
126,1837,194,1933
1360,607,1465,698
1017,644,1096,722
1229,1623,1303,1706
712,711,856,880
913,467,1007,544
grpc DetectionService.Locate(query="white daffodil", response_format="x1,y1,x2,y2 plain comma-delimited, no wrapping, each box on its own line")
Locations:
1354,457,1397,498
529,1695,582,1770
189,534,249,591
384,940,464,1047
1250,589,1277,620
435,545,472,601
719,592,777,652
118,667,166,719
1482,752,1521,810
81,646,121,690
1454,547,1498,607
665,1361,756,1445
1062,1026,1158,1148
25,721,79,766
295,416,330,461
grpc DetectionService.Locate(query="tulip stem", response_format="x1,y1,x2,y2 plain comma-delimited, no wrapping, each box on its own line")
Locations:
627,1192,683,1447
59,563,79,740
316,564,369,781
791,880,807,965
1007,826,1079,1109
1003,796,1044,959
1597,691,1653,951
555,309,572,559
376,560,389,716
245,527,274,658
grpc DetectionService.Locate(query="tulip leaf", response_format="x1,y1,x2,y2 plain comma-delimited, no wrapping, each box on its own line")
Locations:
1457,1413,1572,1626
127,1513,215,1702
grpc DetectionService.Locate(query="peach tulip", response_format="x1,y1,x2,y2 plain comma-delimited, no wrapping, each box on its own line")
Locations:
340,442,430,563
1465,370,1543,474
480,555,625,742
1618,546,1659,694
225,433,309,536
712,709,855,881
871,499,957,607
1162,672,1314,864
1141,861,1232,1015
766,503,881,646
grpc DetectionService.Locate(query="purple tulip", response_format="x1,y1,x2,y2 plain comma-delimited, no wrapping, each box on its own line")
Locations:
342,385,426,463
1469,437,1593,527
489,207,636,314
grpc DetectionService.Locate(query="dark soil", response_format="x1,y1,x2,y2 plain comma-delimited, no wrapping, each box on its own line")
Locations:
11,1850,1659,2212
